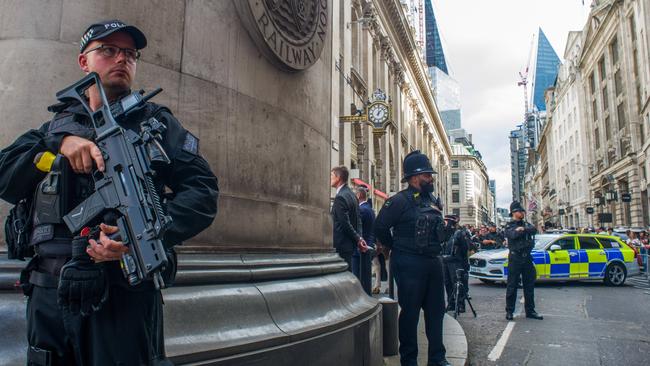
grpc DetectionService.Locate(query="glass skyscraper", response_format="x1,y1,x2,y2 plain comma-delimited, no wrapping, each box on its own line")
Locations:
531,28,561,112
423,0,461,131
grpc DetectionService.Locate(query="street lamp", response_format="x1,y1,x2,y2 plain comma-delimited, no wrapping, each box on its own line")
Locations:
605,190,618,202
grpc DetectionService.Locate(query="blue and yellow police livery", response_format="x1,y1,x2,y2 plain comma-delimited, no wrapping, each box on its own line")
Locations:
469,234,640,286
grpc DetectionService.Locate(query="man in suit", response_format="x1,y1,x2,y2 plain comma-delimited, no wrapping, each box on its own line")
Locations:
331,166,368,270
354,186,375,295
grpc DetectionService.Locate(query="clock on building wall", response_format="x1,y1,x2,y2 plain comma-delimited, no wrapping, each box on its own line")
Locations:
367,88,392,132
368,102,390,128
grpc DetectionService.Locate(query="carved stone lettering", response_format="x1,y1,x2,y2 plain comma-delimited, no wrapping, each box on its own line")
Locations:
235,0,329,72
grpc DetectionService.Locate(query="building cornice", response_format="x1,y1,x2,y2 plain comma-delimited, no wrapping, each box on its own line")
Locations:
375,0,452,157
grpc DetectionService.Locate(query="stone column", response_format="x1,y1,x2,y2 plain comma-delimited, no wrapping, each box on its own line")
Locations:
0,1,381,364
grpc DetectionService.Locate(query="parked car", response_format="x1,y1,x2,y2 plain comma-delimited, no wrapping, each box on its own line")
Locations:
469,233,640,286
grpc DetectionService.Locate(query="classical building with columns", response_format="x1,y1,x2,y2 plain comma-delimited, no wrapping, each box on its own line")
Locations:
525,0,650,229
548,31,592,228
330,0,451,208
580,0,650,227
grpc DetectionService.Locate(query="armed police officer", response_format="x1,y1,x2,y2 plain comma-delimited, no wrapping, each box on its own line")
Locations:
442,215,470,313
374,150,454,366
0,20,218,365
504,201,543,321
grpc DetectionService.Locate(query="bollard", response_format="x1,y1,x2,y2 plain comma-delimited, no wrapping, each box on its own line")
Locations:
379,297,399,356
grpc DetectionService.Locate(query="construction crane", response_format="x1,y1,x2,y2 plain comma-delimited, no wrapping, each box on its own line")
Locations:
518,34,535,118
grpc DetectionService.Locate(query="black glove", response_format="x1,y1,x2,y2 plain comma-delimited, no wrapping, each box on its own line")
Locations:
58,235,109,316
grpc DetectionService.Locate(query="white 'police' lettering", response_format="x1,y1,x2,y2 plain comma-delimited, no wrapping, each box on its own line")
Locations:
105,22,125,29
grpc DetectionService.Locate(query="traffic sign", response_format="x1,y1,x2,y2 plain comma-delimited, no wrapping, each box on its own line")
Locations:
586,207,594,214
621,193,632,202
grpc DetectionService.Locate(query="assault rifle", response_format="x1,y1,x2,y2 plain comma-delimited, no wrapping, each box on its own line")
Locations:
58,72,172,289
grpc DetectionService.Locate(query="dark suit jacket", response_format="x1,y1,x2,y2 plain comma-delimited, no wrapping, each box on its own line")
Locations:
359,201,375,247
331,184,362,253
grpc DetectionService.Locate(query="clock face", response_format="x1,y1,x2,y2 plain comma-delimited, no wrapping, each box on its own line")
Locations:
368,103,389,126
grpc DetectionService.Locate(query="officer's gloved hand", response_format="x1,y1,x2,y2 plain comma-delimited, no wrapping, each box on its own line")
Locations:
58,235,109,317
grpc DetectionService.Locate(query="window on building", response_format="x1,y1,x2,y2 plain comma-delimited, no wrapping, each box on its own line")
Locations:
617,103,626,130
453,208,460,217
592,99,598,120
589,72,596,95
452,190,460,203
614,70,623,96
451,160,459,168
594,127,600,149
451,173,459,185
602,86,608,111
598,57,606,81
605,116,611,140
610,37,619,65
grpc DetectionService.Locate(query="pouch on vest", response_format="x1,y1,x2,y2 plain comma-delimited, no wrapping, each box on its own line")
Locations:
414,206,443,254
30,155,70,246
4,198,34,260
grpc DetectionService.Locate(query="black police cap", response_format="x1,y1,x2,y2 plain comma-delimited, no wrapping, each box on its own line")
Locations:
80,20,147,53
401,150,437,182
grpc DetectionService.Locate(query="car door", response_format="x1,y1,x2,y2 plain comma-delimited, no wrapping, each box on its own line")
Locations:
577,236,606,278
547,237,576,279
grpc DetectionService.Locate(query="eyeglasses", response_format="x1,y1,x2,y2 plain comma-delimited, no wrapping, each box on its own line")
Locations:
84,44,141,64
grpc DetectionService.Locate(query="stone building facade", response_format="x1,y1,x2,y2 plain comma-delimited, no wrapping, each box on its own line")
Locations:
549,31,592,228
581,0,649,227
448,144,490,227
524,0,650,229
331,0,451,209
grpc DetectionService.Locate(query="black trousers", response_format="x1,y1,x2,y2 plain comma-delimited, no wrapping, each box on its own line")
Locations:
352,250,372,295
505,252,536,314
26,277,171,365
392,251,446,366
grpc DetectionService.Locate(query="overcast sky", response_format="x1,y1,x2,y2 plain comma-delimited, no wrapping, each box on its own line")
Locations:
431,0,592,208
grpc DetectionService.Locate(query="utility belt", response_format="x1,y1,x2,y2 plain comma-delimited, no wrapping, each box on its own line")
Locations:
392,236,441,258
508,249,532,258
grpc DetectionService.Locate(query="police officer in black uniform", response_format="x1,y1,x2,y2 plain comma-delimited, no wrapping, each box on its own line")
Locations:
442,216,470,312
504,201,543,321
0,20,218,365
374,150,454,366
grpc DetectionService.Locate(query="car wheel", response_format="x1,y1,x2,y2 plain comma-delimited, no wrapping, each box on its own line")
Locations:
479,279,495,285
604,263,626,286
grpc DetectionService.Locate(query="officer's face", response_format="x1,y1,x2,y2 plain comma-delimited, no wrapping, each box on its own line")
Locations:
513,211,525,220
78,32,137,98
412,173,433,190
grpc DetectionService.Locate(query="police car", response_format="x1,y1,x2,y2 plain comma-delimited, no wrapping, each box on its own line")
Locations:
469,234,640,286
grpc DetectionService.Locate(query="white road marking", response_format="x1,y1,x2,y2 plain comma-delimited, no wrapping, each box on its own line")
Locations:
488,321,515,361
487,297,523,362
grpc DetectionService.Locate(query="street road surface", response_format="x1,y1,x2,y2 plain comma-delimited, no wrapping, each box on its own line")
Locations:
457,276,650,365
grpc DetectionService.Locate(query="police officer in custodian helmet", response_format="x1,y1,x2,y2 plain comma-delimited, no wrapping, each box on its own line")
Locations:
374,150,454,366
504,201,543,321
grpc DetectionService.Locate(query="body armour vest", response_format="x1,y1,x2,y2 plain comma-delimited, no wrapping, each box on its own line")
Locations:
392,190,445,257
29,101,169,257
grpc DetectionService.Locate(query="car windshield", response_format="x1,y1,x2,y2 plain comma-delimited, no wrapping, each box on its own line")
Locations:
534,234,560,249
